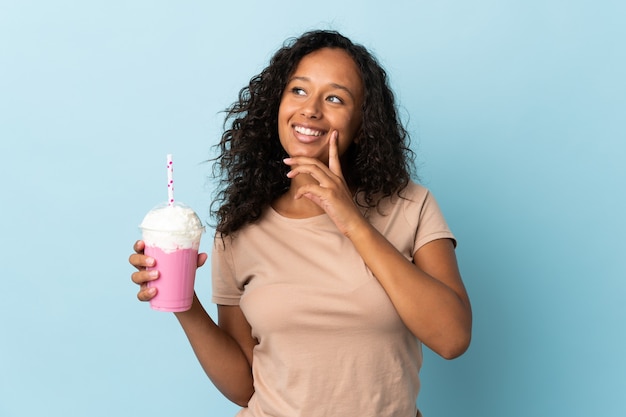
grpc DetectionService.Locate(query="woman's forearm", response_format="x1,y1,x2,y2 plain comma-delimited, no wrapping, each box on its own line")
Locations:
174,295,254,406
347,221,472,359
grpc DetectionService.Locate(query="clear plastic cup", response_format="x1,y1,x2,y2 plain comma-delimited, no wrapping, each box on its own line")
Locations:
139,202,205,312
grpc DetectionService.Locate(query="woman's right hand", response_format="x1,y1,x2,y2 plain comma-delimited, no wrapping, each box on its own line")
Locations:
129,240,160,302
129,240,209,302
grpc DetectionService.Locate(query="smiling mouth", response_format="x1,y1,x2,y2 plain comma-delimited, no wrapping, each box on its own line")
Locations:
294,125,325,137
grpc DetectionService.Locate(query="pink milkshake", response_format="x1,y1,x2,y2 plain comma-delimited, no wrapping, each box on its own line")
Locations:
140,202,205,312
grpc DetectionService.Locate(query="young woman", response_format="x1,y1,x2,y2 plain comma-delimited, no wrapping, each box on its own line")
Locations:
130,30,472,417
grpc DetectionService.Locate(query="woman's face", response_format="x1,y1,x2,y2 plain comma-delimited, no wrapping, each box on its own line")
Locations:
277,47,364,164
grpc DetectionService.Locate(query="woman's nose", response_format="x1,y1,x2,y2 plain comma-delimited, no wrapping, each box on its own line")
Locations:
300,98,321,119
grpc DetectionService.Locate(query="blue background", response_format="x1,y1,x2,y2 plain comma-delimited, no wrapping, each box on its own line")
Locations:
1,1,624,416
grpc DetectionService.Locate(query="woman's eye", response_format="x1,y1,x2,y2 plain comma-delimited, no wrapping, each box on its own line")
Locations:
291,87,306,95
327,95,343,104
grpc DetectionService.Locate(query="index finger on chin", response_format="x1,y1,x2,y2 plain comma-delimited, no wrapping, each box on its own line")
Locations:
328,130,343,176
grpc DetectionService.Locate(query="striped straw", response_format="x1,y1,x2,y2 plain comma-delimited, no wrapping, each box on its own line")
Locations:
167,154,174,206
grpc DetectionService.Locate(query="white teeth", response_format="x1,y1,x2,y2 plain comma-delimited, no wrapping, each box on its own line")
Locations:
295,126,323,136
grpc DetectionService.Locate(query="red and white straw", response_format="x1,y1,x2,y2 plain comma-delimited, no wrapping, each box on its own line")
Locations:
167,154,174,206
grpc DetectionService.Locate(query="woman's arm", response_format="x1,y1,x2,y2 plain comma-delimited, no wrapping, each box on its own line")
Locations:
174,299,256,406
130,241,256,405
346,225,471,359
283,135,472,359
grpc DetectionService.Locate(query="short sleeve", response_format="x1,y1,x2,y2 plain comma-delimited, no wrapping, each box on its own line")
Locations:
408,186,456,253
211,234,243,306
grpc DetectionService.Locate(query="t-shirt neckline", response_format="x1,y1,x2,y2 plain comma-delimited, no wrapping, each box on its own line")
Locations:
267,205,329,225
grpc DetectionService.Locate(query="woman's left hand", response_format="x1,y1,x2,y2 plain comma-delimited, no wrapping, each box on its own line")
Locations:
285,133,472,358
283,131,366,237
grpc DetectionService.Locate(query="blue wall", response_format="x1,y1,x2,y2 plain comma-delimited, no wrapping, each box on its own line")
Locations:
1,1,624,416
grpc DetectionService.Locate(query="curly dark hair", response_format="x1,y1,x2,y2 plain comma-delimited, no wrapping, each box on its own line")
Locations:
211,30,414,236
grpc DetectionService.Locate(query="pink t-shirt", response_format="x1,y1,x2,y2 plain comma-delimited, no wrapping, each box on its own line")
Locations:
212,182,455,417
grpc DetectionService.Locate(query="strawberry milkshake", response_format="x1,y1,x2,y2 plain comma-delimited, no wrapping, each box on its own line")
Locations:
140,202,205,312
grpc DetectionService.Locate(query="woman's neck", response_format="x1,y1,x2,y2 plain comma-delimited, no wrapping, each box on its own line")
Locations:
272,175,326,219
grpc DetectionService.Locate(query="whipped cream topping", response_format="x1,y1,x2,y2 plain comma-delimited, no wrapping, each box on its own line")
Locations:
140,202,205,252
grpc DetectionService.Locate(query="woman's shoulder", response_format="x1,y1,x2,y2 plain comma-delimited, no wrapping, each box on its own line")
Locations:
387,180,433,211
398,180,431,201
364,180,429,220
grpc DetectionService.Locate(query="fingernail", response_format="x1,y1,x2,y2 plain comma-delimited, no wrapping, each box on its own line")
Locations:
146,257,155,267
147,287,157,295
283,158,292,163
148,270,159,279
